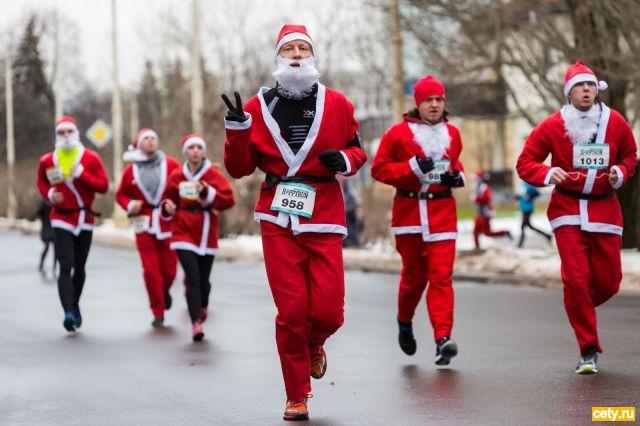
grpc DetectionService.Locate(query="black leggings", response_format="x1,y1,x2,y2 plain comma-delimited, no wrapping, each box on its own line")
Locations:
53,229,93,312
518,211,552,247
176,250,215,323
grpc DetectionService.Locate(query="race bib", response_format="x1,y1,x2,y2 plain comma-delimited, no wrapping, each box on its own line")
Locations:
270,182,316,219
131,215,150,234
421,160,450,185
179,181,199,200
46,167,65,185
573,144,609,170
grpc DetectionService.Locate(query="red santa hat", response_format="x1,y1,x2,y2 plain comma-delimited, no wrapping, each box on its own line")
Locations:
133,128,158,149
563,61,608,98
413,75,446,106
275,24,314,60
55,116,79,134
181,133,206,153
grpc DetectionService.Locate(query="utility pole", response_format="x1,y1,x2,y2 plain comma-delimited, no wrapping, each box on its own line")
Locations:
53,8,63,120
191,0,204,134
390,0,405,121
129,96,139,143
111,0,124,220
5,53,17,219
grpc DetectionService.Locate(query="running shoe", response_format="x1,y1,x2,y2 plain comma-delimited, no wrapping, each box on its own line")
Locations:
575,347,598,374
164,292,172,310
398,319,417,355
310,346,327,379
151,317,164,328
72,305,82,328
63,312,76,332
435,337,458,366
192,322,204,342
283,395,311,421
199,308,208,323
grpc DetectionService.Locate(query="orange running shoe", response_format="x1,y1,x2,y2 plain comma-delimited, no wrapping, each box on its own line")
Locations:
283,395,311,421
309,346,327,379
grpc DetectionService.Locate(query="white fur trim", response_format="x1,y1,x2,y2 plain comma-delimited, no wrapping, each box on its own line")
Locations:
183,159,212,182
337,151,352,176
126,200,138,214
224,113,252,130
391,226,423,235
257,84,325,177
549,215,581,230
423,232,458,242
47,188,57,204
170,241,218,256
564,73,598,97
611,165,624,189
201,185,216,206
72,163,84,179
275,32,314,60
55,122,78,133
182,136,206,153
409,156,427,179
544,167,559,186
136,130,158,146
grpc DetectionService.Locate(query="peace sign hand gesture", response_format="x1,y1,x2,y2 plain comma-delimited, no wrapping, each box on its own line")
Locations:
221,91,248,122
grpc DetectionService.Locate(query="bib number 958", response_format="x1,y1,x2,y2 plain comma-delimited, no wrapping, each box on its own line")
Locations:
270,182,316,219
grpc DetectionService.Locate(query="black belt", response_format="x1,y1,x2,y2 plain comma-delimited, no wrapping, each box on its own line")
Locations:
55,206,101,217
555,187,615,201
263,173,336,190
181,205,211,212
396,189,452,200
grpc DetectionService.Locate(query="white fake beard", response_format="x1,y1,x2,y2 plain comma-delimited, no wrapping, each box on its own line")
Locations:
55,130,82,150
408,121,451,159
273,56,320,100
561,103,601,144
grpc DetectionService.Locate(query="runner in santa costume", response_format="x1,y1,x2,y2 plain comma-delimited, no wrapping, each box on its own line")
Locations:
116,128,181,327
517,61,637,374
162,133,235,341
36,116,109,332
222,25,367,421
371,74,464,366
472,171,511,250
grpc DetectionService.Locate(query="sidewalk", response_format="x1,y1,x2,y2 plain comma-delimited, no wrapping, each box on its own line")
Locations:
3,215,639,296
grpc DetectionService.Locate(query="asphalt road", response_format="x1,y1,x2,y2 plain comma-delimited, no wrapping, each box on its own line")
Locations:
0,229,638,425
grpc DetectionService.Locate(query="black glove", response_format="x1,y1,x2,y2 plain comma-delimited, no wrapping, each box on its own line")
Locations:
319,150,347,173
221,91,248,122
440,170,464,187
415,155,435,174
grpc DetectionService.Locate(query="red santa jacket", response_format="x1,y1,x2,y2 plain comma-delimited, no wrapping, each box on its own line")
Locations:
163,160,235,255
224,83,367,236
370,117,465,242
473,182,494,218
115,154,181,240
37,147,109,235
517,104,637,235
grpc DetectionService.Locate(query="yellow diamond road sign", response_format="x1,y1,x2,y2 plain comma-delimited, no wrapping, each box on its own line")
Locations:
86,119,112,148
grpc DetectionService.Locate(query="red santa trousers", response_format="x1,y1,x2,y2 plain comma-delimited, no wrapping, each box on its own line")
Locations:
473,216,509,249
395,234,455,341
135,233,177,318
260,221,345,401
554,226,622,355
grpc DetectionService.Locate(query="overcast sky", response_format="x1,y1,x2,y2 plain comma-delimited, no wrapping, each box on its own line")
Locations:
0,0,349,91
